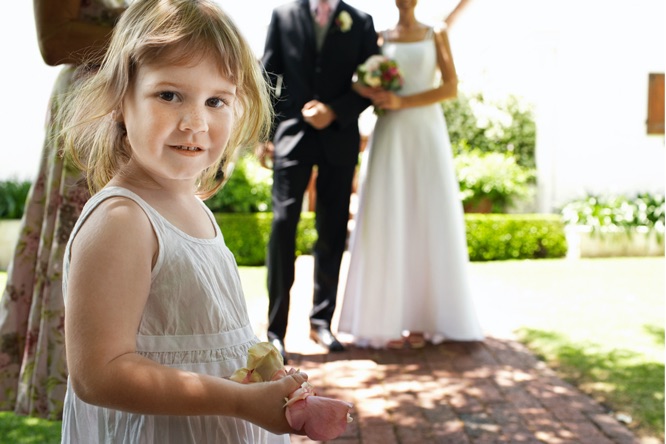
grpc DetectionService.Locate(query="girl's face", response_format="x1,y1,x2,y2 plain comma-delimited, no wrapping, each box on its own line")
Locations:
120,53,236,186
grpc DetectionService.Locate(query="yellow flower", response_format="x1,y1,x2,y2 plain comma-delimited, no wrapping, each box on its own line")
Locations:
336,11,352,32
230,341,285,382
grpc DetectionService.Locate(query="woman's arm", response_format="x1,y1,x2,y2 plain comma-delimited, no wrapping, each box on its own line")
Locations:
371,25,459,111
33,0,124,66
65,197,306,434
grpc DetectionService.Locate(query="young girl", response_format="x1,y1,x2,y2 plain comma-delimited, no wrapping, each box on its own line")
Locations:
58,0,307,442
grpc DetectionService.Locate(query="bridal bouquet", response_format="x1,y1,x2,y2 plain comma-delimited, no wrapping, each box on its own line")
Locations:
355,54,404,115
231,342,353,440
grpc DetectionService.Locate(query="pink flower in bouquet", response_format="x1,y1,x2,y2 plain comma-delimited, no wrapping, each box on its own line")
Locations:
231,342,354,440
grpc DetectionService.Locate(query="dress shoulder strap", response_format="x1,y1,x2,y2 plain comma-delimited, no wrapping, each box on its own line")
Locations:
424,26,434,40
67,186,167,256
381,29,391,43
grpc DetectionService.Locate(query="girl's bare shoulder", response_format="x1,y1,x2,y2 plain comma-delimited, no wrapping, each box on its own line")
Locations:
72,195,155,257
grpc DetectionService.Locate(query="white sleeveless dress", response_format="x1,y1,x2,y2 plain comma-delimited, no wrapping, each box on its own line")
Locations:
338,29,484,348
61,187,289,444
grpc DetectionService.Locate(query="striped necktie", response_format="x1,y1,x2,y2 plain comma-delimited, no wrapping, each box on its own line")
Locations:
316,0,331,27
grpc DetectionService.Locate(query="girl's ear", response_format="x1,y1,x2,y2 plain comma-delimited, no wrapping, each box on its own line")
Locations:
111,109,124,123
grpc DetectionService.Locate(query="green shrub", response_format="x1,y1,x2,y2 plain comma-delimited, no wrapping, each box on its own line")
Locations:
443,91,537,168
455,150,535,213
215,212,316,266
560,192,665,236
0,179,31,219
465,214,567,261
215,212,566,264
205,152,272,213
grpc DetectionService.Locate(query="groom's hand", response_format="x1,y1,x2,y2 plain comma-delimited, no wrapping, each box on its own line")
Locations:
255,142,274,169
301,100,336,130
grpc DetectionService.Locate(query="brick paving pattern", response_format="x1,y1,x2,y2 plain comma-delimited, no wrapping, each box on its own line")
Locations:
270,256,642,444
286,338,639,444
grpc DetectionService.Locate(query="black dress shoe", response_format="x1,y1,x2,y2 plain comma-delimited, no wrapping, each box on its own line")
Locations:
310,327,345,352
269,337,287,364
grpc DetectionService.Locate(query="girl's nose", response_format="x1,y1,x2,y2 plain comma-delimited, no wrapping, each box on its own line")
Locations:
179,107,208,133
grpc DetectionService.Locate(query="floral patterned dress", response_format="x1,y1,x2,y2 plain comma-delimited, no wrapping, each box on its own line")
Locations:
0,0,128,420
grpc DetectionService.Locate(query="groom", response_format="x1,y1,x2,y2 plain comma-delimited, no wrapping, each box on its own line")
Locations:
259,0,379,360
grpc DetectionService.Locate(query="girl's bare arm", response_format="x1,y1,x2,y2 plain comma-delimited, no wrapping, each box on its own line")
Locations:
65,197,305,434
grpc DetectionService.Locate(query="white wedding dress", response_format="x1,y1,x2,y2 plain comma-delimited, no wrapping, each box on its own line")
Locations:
338,28,484,348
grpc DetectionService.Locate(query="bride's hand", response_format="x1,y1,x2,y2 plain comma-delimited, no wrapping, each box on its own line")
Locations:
372,90,402,111
352,82,382,99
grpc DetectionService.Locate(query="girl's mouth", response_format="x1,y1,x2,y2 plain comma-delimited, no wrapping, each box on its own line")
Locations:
173,145,202,152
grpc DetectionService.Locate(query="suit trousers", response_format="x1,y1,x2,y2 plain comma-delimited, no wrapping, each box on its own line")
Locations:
266,154,356,340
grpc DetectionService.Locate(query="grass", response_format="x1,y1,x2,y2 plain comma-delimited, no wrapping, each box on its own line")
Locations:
0,256,663,441
0,412,60,443
468,257,664,440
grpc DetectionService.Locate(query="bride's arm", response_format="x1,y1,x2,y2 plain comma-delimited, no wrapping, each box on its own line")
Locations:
431,26,458,101
371,25,458,111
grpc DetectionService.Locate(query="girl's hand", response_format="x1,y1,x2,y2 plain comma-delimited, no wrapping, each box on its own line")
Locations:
238,371,309,435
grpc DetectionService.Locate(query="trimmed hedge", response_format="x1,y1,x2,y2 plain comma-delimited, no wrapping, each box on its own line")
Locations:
215,212,567,265
465,214,567,261
0,180,31,219
215,212,316,266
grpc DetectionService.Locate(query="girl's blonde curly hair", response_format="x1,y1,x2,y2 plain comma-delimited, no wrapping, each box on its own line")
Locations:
59,0,272,199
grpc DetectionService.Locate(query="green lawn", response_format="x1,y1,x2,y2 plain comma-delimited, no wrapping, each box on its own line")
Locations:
468,257,664,440
0,412,60,444
0,256,663,441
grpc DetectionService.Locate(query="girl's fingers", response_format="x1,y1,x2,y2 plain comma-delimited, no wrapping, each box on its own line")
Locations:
290,371,308,387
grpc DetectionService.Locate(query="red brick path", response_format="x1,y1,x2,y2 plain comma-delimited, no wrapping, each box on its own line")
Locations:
254,256,642,444
286,338,639,444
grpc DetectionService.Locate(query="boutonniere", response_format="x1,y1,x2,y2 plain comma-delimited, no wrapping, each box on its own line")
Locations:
335,11,353,32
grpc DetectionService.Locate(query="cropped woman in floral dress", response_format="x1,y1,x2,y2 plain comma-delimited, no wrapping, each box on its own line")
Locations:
0,0,128,419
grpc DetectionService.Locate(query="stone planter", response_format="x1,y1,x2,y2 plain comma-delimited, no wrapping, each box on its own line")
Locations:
565,225,665,259
0,219,21,270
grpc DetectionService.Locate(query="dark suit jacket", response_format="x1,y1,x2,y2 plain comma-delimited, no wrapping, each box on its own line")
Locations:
262,0,379,166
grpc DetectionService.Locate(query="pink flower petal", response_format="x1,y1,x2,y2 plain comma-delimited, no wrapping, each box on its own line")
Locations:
285,399,308,430
284,382,316,407
285,395,354,441
233,342,354,440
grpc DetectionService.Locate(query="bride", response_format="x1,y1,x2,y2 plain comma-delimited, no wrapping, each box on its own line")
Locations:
337,0,484,349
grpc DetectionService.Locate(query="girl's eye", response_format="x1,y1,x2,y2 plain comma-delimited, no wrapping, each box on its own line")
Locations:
206,97,226,108
159,91,177,102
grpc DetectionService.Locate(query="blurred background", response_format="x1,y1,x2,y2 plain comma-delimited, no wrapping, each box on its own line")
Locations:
0,0,455,179
2,0,663,212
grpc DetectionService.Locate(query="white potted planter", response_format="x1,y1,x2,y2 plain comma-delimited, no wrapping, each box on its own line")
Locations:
0,219,21,270
566,225,665,259
0,179,31,270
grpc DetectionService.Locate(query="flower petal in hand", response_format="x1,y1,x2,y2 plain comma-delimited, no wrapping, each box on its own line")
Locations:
284,381,354,441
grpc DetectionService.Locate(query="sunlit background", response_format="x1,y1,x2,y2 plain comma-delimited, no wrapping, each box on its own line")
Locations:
0,0,457,181
2,0,663,212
